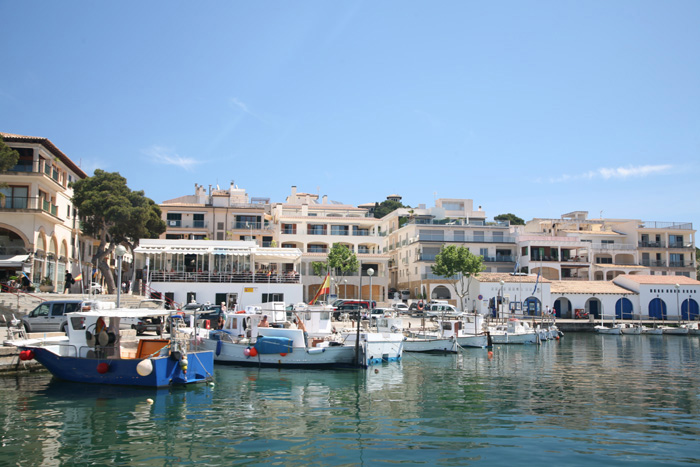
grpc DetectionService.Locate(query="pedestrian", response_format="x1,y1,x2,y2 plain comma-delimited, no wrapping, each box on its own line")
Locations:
64,271,73,294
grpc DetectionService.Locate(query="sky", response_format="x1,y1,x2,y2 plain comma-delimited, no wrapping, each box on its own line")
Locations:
2,1,699,230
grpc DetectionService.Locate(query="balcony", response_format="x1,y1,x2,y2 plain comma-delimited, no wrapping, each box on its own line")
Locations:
166,220,208,229
669,242,693,249
483,255,515,263
592,243,637,251
669,261,692,268
639,221,693,230
233,221,272,230
640,259,666,267
638,241,666,248
1,196,59,217
407,219,510,228
418,233,516,243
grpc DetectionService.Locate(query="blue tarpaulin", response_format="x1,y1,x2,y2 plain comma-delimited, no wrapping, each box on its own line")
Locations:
254,336,294,354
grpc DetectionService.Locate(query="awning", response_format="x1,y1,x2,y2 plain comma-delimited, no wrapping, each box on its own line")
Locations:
0,254,30,268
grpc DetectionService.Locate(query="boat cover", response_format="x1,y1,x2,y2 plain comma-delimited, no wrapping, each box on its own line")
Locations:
255,336,294,354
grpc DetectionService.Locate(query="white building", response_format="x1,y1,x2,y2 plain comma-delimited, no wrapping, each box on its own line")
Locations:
613,275,700,320
133,239,303,309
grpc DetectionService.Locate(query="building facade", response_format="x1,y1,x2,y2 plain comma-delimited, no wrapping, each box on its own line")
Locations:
0,132,91,291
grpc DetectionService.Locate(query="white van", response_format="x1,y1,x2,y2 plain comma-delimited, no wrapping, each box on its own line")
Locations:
425,303,462,319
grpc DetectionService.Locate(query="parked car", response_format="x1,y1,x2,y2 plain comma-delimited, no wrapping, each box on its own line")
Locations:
90,282,103,294
425,303,463,319
125,299,167,335
391,303,410,314
22,300,84,333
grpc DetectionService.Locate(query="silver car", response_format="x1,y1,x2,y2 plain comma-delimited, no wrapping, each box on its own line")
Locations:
22,300,84,333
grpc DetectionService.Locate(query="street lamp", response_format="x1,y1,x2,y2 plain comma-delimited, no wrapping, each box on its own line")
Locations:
675,283,680,324
499,280,505,318
245,222,253,244
115,245,127,308
344,279,347,299
368,268,374,311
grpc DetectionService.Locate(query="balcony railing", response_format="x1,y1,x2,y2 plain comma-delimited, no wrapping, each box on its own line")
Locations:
150,271,300,284
483,255,515,263
639,221,693,230
407,219,510,228
640,260,666,267
669,242,693,249
0,196,58,217
638,241,666,248
166,221,208,229
669,261,691,268
233,221,272,230
418,234,516,243
592,243,637,251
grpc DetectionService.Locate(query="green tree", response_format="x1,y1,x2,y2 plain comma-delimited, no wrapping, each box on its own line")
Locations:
71,170,165,293
494,213,525,225
696,247,700,278
0,135,20,199
431,245,485,311
373,199,408,219
311,244,359,297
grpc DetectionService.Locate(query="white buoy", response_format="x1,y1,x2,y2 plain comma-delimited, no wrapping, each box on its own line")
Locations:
136,359,154,376
146,398,154,404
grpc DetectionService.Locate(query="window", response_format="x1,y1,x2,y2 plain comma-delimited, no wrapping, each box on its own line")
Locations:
0,186,28,209
167,213,182,227
331,225,349,236
474,231,485,242
282,224,297,235
193,213,205,228
308,224,326,235
480,248,489,258
454,231,465,241
262,293,284,303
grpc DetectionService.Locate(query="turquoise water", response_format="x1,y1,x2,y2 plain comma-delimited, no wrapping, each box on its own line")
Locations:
1,334,699,465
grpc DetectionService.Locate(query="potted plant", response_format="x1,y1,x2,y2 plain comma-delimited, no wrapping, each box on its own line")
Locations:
39,275,54,293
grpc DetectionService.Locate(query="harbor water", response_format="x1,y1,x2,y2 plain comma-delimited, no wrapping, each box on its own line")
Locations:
1,333,699,465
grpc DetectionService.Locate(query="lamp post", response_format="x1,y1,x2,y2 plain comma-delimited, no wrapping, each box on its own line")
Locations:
344,279,347,299
115,245,127,308
246,222,253,245
499,280,505,318
368,268,374,311
675,283,680,324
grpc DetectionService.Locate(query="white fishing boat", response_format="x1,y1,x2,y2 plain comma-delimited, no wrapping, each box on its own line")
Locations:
374,312,456,353
620,323,642,335
681,322,700,335
487,318,538,344
659,325,689,336
203,304,402,368
595,313,622,335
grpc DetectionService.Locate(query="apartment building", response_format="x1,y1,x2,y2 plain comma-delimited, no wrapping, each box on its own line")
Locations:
0,132,89,290
520,211,696,281
159,183,274,246
271,186,388,302
380,198,517,306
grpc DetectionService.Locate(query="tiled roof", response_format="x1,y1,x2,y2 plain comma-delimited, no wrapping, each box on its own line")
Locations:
551,281,635,295
476,272,550,284
1,131,87,178
615,275,700,286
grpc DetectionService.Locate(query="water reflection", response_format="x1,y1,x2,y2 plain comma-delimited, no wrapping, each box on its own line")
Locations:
0,334,699,465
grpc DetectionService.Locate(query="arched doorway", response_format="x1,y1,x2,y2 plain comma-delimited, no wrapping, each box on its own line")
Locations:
649,298,667,320
431,286,451,300
615,298,634,320
524,297,541,316
553,297,571,318
586,298,602,319
682,299,699,321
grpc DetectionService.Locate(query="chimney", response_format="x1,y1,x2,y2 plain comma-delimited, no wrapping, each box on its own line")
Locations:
322,195,328,204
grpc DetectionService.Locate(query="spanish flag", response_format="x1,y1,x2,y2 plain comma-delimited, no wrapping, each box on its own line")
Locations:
74,273,83,282
309,273,331,305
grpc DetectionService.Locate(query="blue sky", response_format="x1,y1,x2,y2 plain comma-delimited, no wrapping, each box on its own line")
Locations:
2,1,699,229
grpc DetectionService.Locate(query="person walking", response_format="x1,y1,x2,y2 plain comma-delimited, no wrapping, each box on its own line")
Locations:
64,271,73,294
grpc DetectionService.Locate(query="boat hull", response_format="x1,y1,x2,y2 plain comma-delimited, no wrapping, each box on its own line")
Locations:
490,332,538,345
455,334,489,348
403,337,458,353
203,338,361,368
23,347,214,387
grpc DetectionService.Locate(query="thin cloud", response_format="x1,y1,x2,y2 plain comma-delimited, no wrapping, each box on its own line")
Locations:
550,164,672,183
143,145,200,170
230,97,268,124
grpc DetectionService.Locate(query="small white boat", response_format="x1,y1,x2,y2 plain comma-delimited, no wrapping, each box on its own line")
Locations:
620,323,642,335
659,326,689,336
595,324,622,335
487,318,539,344
681,323,700,335
641,326,663,335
